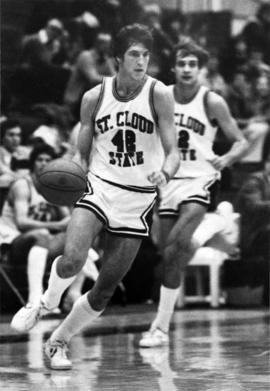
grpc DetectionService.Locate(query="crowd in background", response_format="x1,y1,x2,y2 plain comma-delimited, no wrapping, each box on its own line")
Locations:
1,0,269,308
1,1,270,157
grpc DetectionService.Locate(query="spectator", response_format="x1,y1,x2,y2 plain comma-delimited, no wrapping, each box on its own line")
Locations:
241,74,270,167
164,12,188,46
142,3,174,82
241,1,270,65
226,69,253,129
235,143,270,262
0,144,70,305
0,119,30,190
60,20,85,70
219,36,248,83
244,46,270,81
8,36,70,110
32,18,66,64
64,30,116,121
199,49,228,98
96,0,123,39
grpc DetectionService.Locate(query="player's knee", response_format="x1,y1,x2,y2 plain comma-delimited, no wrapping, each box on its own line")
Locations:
58,255,84,278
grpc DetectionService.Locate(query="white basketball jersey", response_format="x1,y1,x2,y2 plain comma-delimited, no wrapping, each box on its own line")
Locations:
89,76,164,192
0,176,60,242
169,85,220,178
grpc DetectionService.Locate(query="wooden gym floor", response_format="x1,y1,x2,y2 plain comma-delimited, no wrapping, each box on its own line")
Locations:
0,304,269,391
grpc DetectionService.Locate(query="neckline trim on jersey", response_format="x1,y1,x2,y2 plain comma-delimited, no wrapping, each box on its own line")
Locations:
112,76,149,102
173,84,202,105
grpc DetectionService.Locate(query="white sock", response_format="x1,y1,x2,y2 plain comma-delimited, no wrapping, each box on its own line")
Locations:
27,246,48,305
50,293,103,343
42,256,77,310
152,285,180,333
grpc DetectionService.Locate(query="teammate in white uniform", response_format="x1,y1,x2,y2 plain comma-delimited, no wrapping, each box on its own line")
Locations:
11,24,180,369
139,40,249,347
0,144,70,306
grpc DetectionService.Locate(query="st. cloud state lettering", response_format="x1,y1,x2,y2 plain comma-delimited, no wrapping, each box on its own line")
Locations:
109,151,144,167
175,113,205,136
96,111,154,134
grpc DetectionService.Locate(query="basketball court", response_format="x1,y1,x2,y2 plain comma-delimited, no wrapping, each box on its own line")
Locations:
0,305,269,390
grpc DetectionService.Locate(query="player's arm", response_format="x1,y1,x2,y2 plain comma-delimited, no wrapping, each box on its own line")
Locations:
72,85,101,172
12,179,67,232
148,82,180,187
208,92,249,170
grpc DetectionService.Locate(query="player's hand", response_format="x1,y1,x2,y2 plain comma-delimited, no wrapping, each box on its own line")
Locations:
147,170,168,188
207,155,231,170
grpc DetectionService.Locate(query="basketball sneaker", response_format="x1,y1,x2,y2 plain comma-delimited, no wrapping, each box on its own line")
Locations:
10,301,51,332
139,328,169,348
44,339,72,370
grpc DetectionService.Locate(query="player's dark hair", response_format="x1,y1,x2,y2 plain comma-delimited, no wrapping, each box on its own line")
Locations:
171,39,209,68
0,119,21,140
113,23,153,60
29,144,57,171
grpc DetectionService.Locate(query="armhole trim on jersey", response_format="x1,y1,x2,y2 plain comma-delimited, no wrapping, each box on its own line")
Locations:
26,177,33,204
203,89,218,127
149,80,159,127
92,78,106,126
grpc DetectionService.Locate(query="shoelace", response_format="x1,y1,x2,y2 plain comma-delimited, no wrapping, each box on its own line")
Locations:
49,340,68,358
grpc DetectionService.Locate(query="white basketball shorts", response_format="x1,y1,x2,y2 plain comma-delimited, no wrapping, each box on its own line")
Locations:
158,174,219,217
75,173,157,237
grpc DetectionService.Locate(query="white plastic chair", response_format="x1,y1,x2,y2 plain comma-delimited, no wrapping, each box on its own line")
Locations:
176,208,240,308
176,247,229,308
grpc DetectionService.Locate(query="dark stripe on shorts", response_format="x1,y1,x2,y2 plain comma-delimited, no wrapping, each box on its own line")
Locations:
158,178,220,216
76,195,156,238
106,196,156,237
91,173,157,193
75,199,109,226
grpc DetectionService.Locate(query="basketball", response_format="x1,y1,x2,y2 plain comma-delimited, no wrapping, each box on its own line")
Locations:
37,158,87,206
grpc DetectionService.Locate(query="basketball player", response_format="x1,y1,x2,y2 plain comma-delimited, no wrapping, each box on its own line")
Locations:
0,144,70,306
11,24,180,369
139,39,249,348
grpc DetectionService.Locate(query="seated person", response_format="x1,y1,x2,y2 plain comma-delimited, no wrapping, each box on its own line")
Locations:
0,144,70,305
235,143,270,262
0,119,31,189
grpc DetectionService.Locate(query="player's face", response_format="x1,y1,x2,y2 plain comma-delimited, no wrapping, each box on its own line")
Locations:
119,43,150,81
174,54,200,86
34,153,53,175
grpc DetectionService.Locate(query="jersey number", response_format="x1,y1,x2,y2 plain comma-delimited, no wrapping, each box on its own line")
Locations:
178,130,190,149
111,129,136,152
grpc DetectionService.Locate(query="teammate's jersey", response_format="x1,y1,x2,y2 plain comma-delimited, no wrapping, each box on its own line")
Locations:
89,76,164,192
169,84,220,178
0,176,61,239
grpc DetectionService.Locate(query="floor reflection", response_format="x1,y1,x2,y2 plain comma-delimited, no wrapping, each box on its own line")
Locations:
139,347,179,391
0,309,268,390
